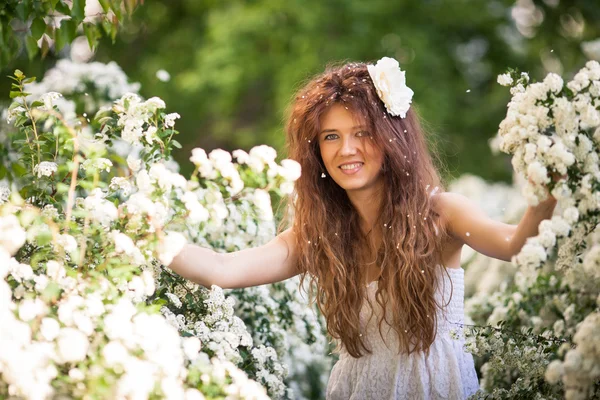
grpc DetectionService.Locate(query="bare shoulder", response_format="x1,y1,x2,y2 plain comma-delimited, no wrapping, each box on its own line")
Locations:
430,191,473,219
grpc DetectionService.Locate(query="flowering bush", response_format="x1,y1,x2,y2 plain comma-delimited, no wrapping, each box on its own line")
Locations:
462,62,600,399
0,60,332,399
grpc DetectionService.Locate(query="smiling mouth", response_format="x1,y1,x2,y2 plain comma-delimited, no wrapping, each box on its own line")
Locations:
338,162,364,174
340,163,363,170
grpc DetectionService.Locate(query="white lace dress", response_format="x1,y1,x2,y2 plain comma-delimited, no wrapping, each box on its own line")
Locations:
326,267,479,400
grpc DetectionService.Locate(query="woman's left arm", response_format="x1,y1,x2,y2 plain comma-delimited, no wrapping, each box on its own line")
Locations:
433,192,557,262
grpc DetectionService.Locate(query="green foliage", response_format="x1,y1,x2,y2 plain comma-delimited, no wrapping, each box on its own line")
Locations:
87,0,600,182
0,0,142,68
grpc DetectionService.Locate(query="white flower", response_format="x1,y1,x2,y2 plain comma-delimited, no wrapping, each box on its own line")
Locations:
248,145,277,173
39,92,62,111
46,260,66,280
144,126,158,144
209,148,232,165
551,216,571,237
181,191,209,224
40,317,60,341
83,188,118,227
252,189,273,221
102,340,129,367
158,231,186,266
543,73,563,93
81,157,113,173
563,207,579,224
0,185,10,204
367,57,414,118
182,337,201,360
527,162,549,184
109,177,132,196
144,96,166,110
56,233,77,254
497,73,514,86
165,292,182,308
190,148,208,166
185,389,206,400
18,298,46,321
156,70,171,82
68,368,85,381
545,359,564,384
34,161,58,178
135,170,153,194
581,38,600,60
126,154,142,172
6,105,26,123
164,112,180,128
0,214,27,255
57,328,89,363
232,149,250,164
279,159,301,181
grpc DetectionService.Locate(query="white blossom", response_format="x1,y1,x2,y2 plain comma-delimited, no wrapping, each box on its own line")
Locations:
34,161,58,178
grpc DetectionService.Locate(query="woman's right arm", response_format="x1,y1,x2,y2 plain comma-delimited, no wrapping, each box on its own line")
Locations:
165,228,300,289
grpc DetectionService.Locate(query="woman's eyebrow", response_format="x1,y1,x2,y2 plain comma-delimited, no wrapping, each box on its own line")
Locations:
319,125,366,134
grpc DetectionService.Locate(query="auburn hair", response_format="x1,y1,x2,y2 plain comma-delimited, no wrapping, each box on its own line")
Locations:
279,61,452,358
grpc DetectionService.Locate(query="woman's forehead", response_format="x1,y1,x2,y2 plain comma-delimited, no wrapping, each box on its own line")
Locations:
319,104,367,130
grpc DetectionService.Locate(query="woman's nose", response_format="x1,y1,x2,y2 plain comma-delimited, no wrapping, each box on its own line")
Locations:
340,136,358,156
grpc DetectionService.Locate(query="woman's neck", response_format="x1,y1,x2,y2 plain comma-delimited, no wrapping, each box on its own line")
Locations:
347,185,384,235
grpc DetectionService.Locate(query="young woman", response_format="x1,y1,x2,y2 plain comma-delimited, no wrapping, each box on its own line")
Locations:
167,57,557,399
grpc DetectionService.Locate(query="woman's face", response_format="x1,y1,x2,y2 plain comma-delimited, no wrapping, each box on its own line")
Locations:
318,104,385,194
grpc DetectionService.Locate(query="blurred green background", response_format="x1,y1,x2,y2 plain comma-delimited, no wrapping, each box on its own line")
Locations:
2,0,599,181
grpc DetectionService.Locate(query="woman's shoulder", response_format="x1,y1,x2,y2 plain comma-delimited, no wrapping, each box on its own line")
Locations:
430,191,471,217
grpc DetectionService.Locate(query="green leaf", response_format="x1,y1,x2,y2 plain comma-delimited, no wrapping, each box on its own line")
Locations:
56,182,69,194
31,17,46,40
98,0,110,13
11,163,28,176
54,2,71,15
36,230,53,246
9,91,23,98
83,22,100,51
124,0,138,16
25,35,39,59
41,282,62,303
14,69,24,79
55,19,78,52
171,140,182,149
72,0,85,22
40,34,50,58
23,77,37,84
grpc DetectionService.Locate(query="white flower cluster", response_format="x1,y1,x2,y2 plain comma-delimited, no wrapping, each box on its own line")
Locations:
112,93,167,145
251,345,287,398
80,157,113,173
190,145,301,197
33,161,58,178
6,105,26,124
1,230,264,400
25,59,141,104
546,312,600,400
1,58,328,398
0,214,27,255
496,61,600,207
82,188,118,228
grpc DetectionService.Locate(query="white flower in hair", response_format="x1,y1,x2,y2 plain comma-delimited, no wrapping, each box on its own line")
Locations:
367,57,414,118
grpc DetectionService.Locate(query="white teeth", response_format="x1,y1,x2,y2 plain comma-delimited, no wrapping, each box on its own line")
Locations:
340,163,362,170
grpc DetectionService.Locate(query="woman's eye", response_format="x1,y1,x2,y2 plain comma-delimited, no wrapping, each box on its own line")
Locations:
324,134,338,140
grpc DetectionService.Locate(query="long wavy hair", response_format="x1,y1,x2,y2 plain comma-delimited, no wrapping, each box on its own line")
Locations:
281,61,452,358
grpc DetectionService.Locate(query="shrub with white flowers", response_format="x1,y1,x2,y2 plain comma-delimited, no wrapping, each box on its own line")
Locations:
462,62,600,399
0,60,332,399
